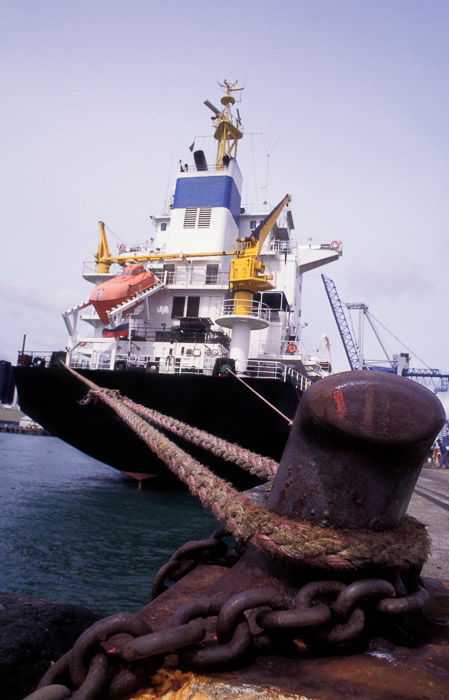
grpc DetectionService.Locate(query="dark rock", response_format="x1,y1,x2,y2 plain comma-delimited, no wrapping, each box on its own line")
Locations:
0,592,103,700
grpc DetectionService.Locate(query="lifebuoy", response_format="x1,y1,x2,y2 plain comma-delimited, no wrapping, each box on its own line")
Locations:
330,240,341,250
79,342,87,347
118,244,126,253
286,342,298,354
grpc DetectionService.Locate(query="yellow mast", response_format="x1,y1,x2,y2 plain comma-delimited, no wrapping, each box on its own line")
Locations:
205,80,244,169
95,221,112,273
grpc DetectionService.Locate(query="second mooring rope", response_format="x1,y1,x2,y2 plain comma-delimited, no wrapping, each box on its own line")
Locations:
66,366,430,571
121,397,278,480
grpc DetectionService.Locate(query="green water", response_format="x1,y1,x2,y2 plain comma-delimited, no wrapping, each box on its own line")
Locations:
0,433,218,614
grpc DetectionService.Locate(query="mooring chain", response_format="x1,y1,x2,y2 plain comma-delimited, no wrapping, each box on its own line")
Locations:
150,528,243,599
37,574,429,700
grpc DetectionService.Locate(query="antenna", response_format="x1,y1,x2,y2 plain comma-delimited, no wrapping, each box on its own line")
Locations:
203,100,222,117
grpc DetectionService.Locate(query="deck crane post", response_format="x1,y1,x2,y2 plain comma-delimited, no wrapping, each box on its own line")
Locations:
215,194,292,371
95,222,113,273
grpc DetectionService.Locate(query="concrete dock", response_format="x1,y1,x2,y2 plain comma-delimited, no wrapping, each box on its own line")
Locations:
409,466,449,579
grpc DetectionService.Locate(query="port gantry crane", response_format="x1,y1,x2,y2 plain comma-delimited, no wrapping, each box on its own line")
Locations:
321,274,449,393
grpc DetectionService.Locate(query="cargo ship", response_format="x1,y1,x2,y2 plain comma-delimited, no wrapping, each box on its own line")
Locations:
14,81,342,486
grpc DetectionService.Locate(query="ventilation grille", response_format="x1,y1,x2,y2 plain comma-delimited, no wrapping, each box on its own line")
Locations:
183,208,197,228
183,207,212,228
198,207,212,228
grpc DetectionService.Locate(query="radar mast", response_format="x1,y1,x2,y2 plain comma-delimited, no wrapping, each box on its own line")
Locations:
204,80,244,169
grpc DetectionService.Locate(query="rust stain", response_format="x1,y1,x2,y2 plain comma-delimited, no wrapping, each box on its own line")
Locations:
132,669,306,698
332,388,347,420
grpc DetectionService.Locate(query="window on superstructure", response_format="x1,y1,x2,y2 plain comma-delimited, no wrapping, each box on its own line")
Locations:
163,263,175,284
171,296,200,318
183,208,197,228
160,222,167,231
250,220,257,229
205,264,219,284
198,207,211,228
186,296,200,317
171,296,185,318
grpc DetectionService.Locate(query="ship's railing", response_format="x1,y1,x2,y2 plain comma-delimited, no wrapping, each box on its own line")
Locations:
107,323,230,347
265,240,292,255
297,238,343,253
242,359,311,391
218,298,275,322
76,352,310,389
69,356,92,369
82,261,230,287
179,163,232,174
112,353,218,375
16,350,66,368
82,261,123,276
156,266,229,287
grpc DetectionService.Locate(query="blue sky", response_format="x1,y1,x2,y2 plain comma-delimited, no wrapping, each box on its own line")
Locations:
1,1,448,405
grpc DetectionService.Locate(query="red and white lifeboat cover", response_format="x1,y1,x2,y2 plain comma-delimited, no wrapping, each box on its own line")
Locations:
90,264,159,324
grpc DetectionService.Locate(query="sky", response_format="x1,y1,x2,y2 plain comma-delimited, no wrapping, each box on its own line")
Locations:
1,0,448,407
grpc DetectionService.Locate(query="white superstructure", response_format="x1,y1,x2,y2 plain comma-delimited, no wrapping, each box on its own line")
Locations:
62,83,342,387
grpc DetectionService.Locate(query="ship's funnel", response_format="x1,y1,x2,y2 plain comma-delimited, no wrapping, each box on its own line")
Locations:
194,150,208,171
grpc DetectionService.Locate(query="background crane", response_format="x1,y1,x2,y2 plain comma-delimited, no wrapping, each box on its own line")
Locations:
321,274,449,393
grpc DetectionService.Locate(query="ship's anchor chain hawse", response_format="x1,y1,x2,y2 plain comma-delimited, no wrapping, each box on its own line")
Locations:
30,367,445,700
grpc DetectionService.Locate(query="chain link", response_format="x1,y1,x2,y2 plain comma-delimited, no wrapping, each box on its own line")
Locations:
151,528,241,599
34,535,430,700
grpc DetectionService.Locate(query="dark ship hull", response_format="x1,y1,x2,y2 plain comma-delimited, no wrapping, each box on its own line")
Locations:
13,366,300,487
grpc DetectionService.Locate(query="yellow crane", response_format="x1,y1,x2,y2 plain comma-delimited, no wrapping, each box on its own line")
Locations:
94,222,235,272
229,193,292,315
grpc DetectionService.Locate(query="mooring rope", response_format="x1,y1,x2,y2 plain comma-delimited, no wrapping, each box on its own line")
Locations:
65,365,429,571
121,397,278,480
225,368,293,426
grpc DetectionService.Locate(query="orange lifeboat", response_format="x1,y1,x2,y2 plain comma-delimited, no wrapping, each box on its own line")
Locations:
90,264,159,324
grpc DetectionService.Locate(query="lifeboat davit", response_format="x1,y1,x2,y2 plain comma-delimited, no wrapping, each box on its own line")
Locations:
90,264,159,324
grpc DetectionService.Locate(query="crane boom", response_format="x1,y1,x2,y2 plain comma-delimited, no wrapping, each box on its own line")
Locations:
322,275,449,392
321,274,360,370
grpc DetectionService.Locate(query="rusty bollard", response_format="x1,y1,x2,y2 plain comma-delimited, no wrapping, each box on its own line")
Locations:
269,370,445,529
211,370,446,598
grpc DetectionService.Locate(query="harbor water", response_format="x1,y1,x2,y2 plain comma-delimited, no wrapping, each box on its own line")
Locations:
0,433,218,614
